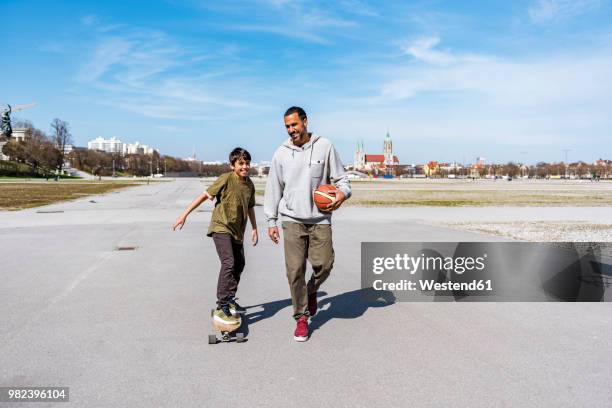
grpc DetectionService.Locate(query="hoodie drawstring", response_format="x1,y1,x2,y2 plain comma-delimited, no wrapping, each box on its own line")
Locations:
285,135,316,165
309,146,313,167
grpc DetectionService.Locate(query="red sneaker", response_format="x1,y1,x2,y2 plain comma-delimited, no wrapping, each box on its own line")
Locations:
293,315,309,342
308,292,317,317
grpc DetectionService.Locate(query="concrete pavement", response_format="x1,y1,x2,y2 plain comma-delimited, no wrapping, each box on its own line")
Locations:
0,178,610,407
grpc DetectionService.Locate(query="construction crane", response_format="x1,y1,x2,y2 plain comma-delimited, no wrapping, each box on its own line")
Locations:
1,103,36,139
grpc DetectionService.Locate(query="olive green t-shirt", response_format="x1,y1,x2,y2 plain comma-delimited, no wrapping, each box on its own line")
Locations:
206,172,255,243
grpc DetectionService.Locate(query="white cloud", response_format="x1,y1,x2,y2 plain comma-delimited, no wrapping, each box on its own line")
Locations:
77,26,256,121
226,24,329,44
331,38,612,158
528,0,603,23
402,36,455,65
78,37,133,82
381,47,612,109
215,0,357,44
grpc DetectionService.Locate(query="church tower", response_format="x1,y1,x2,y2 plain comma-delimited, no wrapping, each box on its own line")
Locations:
354,140,365,170
353,141,361,170
383,132,393,169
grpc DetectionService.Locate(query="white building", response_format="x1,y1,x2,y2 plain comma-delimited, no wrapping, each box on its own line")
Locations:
255,160,271,177
87,137,158,156
1,128,29,161
56,143,74,156
123,141,157,155
11,128,29,142
353,140,365,170
88,137,124,154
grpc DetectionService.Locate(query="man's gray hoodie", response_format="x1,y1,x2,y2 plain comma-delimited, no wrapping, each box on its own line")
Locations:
264,133,351,227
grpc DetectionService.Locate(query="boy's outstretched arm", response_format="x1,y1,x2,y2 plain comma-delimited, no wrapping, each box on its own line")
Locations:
248,207,258,246
172,191,213,231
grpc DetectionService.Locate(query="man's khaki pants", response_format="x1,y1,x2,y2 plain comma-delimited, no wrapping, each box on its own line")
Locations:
282,222,334,319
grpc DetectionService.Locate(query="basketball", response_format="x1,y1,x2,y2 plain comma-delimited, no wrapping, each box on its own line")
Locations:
313,184,337,211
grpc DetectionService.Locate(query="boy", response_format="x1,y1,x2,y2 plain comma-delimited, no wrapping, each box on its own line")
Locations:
173,147,258,325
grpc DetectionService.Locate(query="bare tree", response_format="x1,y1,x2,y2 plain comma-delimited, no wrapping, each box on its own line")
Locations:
51,119,73,177
2,126,58,176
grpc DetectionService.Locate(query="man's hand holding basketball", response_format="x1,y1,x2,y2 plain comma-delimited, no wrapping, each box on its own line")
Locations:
324,190,346,212
268,226,280,244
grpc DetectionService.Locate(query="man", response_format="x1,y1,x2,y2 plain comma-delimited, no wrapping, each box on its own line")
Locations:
264,106,351,342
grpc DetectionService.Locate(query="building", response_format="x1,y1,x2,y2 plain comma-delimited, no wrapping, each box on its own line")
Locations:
414,164,429,177
427,161,439,176
1,128,29,161
467,157,486,178
56,143,74,156
88,137,124,154
124,141,157,155
87,137,158,156
184,147,201,163
353,132,400,175
11,128,29,142
256,160,271,177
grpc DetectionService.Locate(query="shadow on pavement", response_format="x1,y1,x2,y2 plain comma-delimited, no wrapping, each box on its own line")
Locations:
244,296,303,325
310,287,396,335
243,288,396,338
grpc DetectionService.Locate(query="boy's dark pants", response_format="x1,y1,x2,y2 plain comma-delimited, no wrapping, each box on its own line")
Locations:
282,222,334,319
212,233,245,309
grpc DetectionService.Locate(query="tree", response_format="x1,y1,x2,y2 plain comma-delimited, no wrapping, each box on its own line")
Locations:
535,162,549,178
70,148,112,176
3,125,59,176
504,162,519,178
575,162,587,178
28,128,60,175
2,139,26,163
51,119,73,176
201,164,229,177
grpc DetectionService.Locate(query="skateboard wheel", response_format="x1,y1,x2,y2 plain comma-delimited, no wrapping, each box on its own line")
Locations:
236,332,245,343
222,333,230,342
208,334,217,344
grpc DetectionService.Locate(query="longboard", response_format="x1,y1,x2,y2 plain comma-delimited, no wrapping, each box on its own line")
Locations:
208,309,246,344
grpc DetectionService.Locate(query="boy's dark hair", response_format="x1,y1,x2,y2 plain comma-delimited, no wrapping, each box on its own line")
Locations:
284,106,307,121
229,147,251,165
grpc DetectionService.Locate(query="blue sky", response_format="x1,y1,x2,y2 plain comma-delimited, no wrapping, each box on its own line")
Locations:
3,0,612,164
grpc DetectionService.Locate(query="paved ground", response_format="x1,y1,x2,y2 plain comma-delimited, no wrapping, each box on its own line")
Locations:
1,178,610,407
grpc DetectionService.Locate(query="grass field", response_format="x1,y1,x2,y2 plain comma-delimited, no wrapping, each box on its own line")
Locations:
7,177,606,211
251,178,612,207
346,189,612,206
0,182,140,211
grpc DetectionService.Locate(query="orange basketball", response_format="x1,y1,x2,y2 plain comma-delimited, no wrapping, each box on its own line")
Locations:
313,184,337,211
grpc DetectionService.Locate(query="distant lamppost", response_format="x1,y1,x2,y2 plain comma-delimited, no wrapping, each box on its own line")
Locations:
562,149,571,179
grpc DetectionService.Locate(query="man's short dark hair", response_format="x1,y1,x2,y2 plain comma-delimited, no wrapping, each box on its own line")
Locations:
229,147,251,165
284,106,307,121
